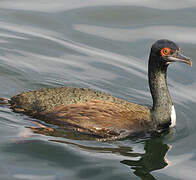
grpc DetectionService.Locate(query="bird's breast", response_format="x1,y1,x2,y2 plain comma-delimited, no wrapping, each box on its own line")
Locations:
170,105,176,127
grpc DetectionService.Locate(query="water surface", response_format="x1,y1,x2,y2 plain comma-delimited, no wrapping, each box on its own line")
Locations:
0,1,196,179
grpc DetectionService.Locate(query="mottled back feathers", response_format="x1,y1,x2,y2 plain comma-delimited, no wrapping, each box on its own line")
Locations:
10,87,152,139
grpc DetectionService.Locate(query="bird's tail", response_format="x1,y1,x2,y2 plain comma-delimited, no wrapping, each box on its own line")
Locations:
0,97,10,106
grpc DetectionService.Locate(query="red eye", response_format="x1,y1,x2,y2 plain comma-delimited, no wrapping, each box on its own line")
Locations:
161,47,171,56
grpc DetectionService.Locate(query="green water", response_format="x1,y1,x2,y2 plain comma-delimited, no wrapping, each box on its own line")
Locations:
0,1,196,180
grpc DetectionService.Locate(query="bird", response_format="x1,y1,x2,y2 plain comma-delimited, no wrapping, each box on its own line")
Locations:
3,39,192,140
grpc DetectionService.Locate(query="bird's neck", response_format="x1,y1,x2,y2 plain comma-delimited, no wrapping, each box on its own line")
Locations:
148,53,173,129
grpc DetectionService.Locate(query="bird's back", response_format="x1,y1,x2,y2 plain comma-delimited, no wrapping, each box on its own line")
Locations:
10,87,134,112
10,87,152,139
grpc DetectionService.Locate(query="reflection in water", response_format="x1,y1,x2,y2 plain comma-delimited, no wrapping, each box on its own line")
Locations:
30,127,170,180
121,138,170,180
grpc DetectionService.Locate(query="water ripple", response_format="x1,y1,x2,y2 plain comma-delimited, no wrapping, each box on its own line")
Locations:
74,24,196,44
0,0,195,12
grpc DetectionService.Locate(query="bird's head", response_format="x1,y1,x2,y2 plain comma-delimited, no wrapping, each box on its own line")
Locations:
151,39,192,67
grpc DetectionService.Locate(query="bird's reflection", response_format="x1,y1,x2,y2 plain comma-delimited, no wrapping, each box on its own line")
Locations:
29,126,171,180
121,137,170,180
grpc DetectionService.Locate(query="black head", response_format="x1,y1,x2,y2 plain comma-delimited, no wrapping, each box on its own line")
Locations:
150,39,192,67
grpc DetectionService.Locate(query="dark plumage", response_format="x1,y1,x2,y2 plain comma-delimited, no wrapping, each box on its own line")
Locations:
7,40,192,140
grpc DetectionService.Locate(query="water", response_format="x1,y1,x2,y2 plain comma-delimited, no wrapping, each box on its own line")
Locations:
0,1,196,179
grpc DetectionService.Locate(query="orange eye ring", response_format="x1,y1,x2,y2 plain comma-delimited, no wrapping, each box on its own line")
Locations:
161,47,171,56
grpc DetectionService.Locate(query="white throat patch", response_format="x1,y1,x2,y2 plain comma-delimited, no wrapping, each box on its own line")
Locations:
170,105,176,127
